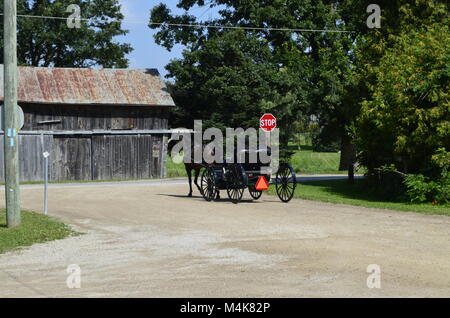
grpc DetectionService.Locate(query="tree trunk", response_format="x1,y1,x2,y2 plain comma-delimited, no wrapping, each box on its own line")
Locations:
339,137,355,171
348,161,355,184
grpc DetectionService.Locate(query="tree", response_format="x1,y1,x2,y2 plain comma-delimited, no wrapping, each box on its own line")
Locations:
165,29,307,156
343,0,449,174
150,0,355,158
0,0,132,68
356,23,449,177
335,0,449,171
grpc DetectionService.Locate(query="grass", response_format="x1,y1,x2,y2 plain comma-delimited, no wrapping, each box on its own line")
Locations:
289,144,346,175
167,155,188,178
0,209,80,254
268,179,450,216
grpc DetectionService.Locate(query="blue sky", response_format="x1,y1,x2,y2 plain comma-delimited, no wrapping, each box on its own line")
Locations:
116,0,220,78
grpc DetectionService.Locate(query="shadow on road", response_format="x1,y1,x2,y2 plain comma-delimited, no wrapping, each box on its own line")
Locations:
157,193,256,204
159,194,204,199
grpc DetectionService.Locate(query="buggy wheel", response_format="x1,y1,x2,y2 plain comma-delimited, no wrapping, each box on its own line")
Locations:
248,186,263,200
276,163,297,203
226,164,247,204
200,167,217,202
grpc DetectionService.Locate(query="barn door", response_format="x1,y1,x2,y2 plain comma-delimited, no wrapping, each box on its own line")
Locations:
52,136,92,181
92,135,141,180
91,135,156,181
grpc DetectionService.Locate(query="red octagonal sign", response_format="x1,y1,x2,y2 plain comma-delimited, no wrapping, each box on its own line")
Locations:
260,113,277,132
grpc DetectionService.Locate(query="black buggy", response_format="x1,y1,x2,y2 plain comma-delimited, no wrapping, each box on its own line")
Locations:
199,149,297,204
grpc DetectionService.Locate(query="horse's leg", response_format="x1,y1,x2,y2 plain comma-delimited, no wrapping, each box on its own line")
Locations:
186,165,193,197
194,167,202,194
215,190,220,200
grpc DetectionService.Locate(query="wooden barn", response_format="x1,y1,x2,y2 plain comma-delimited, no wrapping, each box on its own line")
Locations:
0,65,175,182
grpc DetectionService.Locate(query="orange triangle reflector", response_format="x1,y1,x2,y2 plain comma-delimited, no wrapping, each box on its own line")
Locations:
255,176,269,191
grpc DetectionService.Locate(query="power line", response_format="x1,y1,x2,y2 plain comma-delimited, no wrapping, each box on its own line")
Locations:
150,22,352,33
0,13,354,33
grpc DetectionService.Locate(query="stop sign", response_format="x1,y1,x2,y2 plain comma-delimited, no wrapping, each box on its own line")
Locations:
260,114,277,132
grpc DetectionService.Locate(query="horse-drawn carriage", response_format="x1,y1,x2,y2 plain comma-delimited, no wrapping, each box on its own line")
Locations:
199,149,297,204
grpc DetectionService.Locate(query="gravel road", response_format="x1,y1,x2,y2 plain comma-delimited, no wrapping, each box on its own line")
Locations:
0,181,449,297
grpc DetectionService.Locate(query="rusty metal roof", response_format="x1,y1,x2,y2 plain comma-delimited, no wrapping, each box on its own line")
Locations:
0,65,175,107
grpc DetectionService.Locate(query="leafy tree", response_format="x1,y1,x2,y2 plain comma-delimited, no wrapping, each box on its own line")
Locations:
356,23,449,178
332,0,449,171
165,29,307,156
348,0,449,175
150,0,355,159
0,0,132,67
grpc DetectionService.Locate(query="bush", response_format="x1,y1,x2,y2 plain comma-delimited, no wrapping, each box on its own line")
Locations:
367,165,406,201
404,173,449,204
404,149,450,204
404,174,436,203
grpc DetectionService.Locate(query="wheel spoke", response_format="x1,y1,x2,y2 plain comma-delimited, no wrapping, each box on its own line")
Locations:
282,186,288,199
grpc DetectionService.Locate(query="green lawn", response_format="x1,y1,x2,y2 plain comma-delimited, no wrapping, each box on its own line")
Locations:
289,145,346,174
268,179,450,216
167,155,188,178
0,209,80,254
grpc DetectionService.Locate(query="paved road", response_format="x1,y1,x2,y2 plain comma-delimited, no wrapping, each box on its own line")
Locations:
0,181,449,298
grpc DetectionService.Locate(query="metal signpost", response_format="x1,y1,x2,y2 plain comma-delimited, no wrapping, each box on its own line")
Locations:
43,151,50,215
260,113,277,147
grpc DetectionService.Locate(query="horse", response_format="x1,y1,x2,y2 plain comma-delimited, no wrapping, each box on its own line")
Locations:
184,144,221,199
184,144,203,197
168,137,219,198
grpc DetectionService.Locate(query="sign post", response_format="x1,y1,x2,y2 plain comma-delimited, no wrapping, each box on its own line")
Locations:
3,0,21,227
260,113,277,145
43,152,50,215
260,113,277,176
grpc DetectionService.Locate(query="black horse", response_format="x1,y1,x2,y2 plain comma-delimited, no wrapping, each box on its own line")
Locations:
168,137,218,198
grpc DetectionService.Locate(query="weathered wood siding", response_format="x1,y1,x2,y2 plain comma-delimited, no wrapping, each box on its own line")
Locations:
0,134,53,182
21,104,169,131
52,136,92,181
0,134,166,182
0,102,170,182
92,135,163,180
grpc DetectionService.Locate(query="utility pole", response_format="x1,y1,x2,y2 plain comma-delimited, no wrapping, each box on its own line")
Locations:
3,0,21,228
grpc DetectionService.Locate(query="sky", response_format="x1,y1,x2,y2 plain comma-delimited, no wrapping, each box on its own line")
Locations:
116,0,220,78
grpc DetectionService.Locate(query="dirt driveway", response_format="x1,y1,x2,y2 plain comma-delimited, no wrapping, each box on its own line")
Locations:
1,181,449,297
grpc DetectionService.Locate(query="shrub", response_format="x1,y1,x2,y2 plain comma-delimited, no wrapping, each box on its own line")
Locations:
404,149,449,204
367,164,406,201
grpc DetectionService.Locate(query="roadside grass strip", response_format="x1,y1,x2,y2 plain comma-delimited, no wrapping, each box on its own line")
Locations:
268,179,450,216
0,209,81,254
